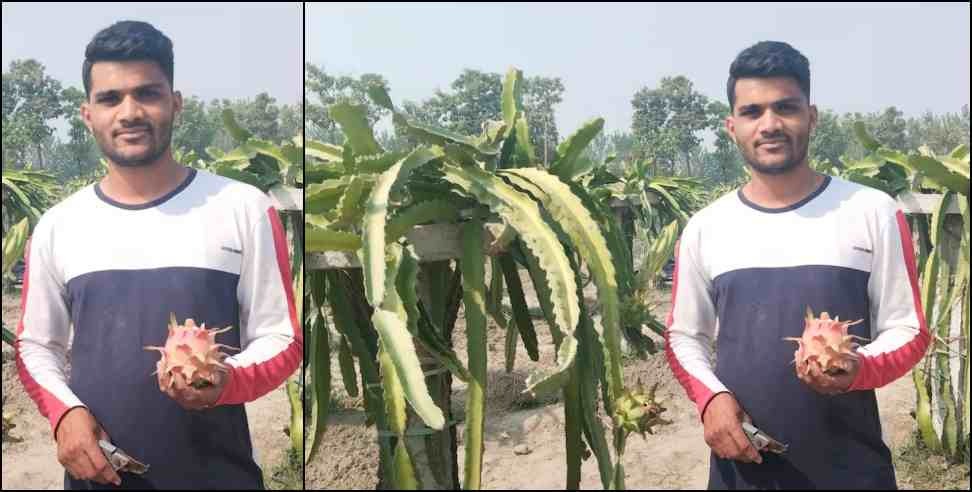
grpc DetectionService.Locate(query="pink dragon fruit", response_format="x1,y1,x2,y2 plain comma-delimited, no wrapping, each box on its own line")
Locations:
784,306,866,377
144,313,238,390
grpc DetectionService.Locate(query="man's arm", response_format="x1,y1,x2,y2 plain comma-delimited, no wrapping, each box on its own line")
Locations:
665,220,761,463
664,221,730,419
15,225,85,435
214,205,302,405
16,220,120,485
848,209,931,391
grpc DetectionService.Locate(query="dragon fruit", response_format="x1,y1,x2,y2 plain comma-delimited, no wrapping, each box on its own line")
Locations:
144,313,238,390
784,306,866,377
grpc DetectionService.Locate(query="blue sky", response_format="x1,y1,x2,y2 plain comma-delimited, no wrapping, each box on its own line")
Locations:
310,2,970,136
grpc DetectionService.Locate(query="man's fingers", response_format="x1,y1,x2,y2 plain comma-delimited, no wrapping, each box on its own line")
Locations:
73,446,101,483
86,441,121,485
730,426,762,464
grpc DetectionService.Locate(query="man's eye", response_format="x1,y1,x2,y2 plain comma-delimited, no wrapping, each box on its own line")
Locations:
98,95,118,104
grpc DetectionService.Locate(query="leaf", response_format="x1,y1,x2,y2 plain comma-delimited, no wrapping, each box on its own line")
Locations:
221,109,252,144
2,218,29,277
460,215,488,489
361,147,444,307
329,102,382,156
854,121,880,152
502,67,523,130
306,226,362,252
385,200,461,244
440,165,580,393
551,118,604,181
500,168,623,405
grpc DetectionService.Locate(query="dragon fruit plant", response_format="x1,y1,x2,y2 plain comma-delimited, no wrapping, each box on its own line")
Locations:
144,313,238,390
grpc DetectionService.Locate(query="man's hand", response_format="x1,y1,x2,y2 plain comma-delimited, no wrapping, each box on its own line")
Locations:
702,392,762,464
55,407,122,486
163,370,229,411
797,358,858,395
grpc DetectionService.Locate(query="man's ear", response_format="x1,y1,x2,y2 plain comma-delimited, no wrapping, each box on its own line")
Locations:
172,90,183,117
809,104,818,134
80,102,93,134
725,115,737,145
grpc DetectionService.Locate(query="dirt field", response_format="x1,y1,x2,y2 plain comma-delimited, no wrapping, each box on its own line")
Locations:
307,269,934,489
0,290,294,490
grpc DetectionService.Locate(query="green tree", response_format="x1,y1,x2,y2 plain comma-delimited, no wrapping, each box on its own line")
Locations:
630,76,712,176
701,101,744,185
809,109,853,168
868,106,908,150
60,87,99,179
523,76,564,166
906,107,970,155
2,59,67,169
173,96,219,160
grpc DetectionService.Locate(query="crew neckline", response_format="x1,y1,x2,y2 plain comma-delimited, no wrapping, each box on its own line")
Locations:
94,168,198,210
737,174,832,214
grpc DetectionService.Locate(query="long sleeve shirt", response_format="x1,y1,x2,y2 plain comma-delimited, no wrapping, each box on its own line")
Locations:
15,168,302,490
664,175,929,489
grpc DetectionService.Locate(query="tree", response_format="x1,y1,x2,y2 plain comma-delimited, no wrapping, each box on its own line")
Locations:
906,108,970,155
279,103,302,141
868,106,908,150
522,77,564,166
2,59,67,169
809,109,853,168
237,92,281,142
701,101,744,184
630,76,712,176
173,96,219,159
60,87,99,179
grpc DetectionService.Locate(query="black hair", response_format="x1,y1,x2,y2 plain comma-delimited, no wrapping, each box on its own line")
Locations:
82,21,174,98
727,41,809,110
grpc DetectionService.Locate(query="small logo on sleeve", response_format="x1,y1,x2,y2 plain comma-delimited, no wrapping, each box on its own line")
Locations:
853,246,873,254
221,246,243,255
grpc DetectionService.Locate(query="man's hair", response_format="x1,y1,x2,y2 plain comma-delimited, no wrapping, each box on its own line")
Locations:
727,41,810,110
82,21,174,98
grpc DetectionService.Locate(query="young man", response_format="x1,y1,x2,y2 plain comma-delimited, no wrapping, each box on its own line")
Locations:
14,21,301,489
665,41,929,489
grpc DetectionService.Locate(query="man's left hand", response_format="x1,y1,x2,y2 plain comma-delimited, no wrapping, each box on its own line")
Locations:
163,371,229,411
797,358,858,395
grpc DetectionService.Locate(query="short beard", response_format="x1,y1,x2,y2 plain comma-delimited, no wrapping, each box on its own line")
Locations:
99,123,173,168
742,139,808,176
744,154,802,175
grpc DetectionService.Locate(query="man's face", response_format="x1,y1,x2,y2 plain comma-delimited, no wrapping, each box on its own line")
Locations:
726,76,816,176
81,60,181,168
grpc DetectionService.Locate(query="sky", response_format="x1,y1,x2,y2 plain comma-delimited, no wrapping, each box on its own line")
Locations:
309,2,971,136
2,2,303,135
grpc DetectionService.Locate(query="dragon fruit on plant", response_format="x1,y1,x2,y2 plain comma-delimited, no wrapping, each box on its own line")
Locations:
144,313,238,390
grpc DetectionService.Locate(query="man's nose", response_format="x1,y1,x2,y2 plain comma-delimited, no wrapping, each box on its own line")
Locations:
118,94,146,124
758,110,784,135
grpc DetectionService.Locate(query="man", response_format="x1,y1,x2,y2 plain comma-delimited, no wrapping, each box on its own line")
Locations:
665,41,929,489
15,21,302,489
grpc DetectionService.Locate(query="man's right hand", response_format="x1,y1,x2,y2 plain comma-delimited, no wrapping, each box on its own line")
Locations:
702,392,763,464
55,407,122,486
